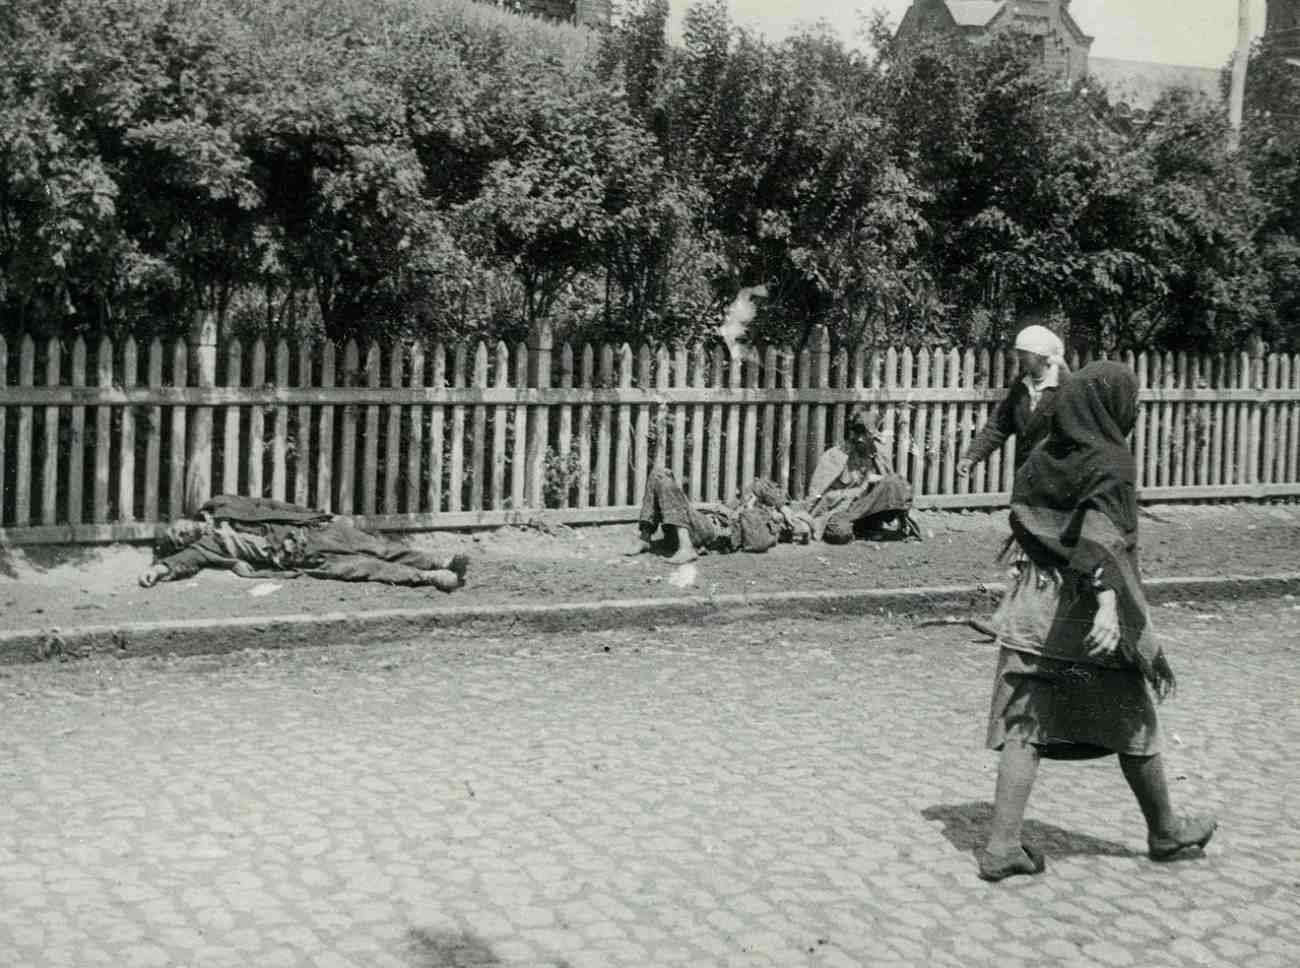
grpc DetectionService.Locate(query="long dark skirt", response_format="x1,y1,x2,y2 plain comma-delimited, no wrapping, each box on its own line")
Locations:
986,556,1161,759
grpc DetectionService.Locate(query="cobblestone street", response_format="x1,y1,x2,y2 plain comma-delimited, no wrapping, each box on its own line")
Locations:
0,598,1296,968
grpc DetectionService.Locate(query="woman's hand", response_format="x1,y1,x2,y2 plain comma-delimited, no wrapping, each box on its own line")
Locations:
1085,589,1122,657
957,457,973,478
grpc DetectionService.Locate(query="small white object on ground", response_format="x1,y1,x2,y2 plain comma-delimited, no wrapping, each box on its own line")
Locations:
668,563,698,588
248,583,282,597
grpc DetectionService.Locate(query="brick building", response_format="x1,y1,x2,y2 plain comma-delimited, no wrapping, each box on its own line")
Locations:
895,0,1222,112
895,0,1094,84
518,0,611,28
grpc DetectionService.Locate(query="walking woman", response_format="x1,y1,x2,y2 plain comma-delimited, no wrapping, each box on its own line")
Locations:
957,324,1068,479
979,361,1216,881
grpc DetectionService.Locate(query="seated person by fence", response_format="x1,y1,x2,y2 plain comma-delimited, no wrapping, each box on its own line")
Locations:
139,495,469,592
804,407,920,544
628,469,814,564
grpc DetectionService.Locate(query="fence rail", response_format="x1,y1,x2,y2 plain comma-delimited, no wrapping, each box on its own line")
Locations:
2,325,1299,546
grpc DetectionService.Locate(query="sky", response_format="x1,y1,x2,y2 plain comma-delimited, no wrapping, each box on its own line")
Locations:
666,0,1269,69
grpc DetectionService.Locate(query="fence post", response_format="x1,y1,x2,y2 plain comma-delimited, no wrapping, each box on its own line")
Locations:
527,320,553,509
185,310,218,513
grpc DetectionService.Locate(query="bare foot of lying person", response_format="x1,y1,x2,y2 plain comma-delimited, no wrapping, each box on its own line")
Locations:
624,538,653,557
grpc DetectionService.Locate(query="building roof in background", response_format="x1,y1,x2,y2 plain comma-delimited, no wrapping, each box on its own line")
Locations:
945,1,1006,27
1087,57,1223,110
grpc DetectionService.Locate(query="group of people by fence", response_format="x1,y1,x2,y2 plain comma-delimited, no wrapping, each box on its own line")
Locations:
137,324,1216,881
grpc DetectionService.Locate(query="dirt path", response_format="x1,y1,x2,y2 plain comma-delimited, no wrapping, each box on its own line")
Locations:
2,503,1297,633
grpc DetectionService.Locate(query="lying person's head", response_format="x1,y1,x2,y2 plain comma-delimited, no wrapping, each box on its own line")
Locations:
155,516,211,557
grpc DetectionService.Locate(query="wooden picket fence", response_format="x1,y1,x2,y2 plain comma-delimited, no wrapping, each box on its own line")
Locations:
2,325,1300,545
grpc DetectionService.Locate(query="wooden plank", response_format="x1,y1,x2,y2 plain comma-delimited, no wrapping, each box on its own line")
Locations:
492,342,509,510
93,336,112,524
14,381,1269,407
1134,352,1150,489
470,341,488,512
247,339,266,500
1159,351,1174,488
834,343,856,448
68,338,87,526
595,345,614,506
40,338,61,525
972,348,990,495
616,344,633,506
759,345,777,483
510,343,528,510
168,341,187,520
707,347,724,502
356,337,377,509
1236,351,1252,485
654,345,670,472
271,340,289,502
337,340,359,513
1247,351,1263,485
634,344,652,500
1195,354,1210,487
724,346,742,501
118,339,138,520
527,323,553,509
295,344,312,508
185,316,216,514
1289,354,1300,483
385,342,403,515
316,342,336,513
811,329,830,467
776,346,793,499
671,345,688,483
558,342,575,506
143,338,163,521
690,344,707,502
222,339,242,497
897,347,916,490
742,346,759,488
428,343,445,514
943,348,960,497
913,347,932,499
956,349,974,496
14,336,35,527
1000,350,1017,490
1263,353,1279,484
448,342,468,513
406,342,426,514
577,345,594,509
794,344,811,499
1173,351,1188,488
1211,354,1226,487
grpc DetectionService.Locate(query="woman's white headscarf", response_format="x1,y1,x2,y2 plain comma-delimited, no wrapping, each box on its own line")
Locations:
1014,324,1067,407
1014,324,1066,366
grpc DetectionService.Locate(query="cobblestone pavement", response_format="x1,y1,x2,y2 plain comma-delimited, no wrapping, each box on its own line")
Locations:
0,598,1297,968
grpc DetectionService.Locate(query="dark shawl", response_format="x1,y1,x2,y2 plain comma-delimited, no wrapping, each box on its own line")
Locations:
1009,361,1175,698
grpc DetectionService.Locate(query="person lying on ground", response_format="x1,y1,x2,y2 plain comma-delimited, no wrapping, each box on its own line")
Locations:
977,361,1214,883
139,494,469,592
627,469,813,564
804,406,920,544
957,323,1068,480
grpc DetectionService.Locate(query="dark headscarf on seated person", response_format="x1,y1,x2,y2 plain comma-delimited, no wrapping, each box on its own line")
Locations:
1008,361,1175,699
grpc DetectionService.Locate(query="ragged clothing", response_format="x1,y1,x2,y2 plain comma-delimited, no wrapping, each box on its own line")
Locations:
804,445,916,544
150,496,463,588
637,469,811,554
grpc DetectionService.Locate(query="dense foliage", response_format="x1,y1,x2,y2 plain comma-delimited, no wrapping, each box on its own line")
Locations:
1,0,1296,351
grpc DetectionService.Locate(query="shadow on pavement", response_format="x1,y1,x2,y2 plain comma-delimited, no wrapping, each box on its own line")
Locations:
406,929,500,967
922,802,1141,859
